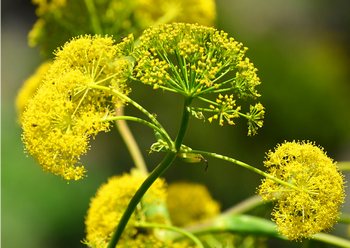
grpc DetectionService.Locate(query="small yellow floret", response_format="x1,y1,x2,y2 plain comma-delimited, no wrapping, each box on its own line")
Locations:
258,141,345,240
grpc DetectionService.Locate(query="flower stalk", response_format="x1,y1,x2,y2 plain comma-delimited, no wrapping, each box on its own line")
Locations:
189,150,300,191
114,107,148,174
107,97,192,247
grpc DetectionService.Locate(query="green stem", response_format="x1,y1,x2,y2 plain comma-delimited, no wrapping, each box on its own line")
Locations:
89,84,173,148
339,213,350,224
103,115,163,134
312,233,350,248
190,150,301,192
135,222,204,248
107,98,192,248
186,214,350,248
113,108,148,174
222,195,265,215
338,161,350,171
84,0,103,34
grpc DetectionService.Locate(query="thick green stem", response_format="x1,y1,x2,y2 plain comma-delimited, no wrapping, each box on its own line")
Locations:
107,98,192,248
114,108,148,175
185,214,350,248
107,152,177,248
312,233,350,247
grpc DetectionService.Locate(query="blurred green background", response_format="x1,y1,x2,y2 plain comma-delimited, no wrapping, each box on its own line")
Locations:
2,0,350,247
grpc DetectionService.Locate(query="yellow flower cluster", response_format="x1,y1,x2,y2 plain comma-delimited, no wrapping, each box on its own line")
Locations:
135,0,215,28
208,94,241,126
85,172,183,248
16,61,52,119
258,141,345,240
29,0,216,56
246,103,265,136
32,0,67,15
167,182,220,227
21,35,132,180
134,23,263,132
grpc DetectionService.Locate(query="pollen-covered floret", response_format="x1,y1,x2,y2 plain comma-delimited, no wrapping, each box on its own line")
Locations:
258,141,345,240
246,103,265,136
167,181,220,227
16,61,52,119
21,35,132,180
208,94,241,126
134,23,263,133
84,172,183,248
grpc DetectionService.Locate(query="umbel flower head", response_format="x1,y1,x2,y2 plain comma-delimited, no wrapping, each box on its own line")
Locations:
134,0,215,27
258,141,345,240
29,0,216,56
167,181,220,226
16,61,52,119
85,171,181,248
21,35,132,180
134,23,264,135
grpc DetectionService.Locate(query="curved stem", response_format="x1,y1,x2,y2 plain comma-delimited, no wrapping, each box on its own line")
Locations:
89,84,173,148
107,98,192,248
103,115,164,134
222,195,265,215
107,152,177,248
135,222,204,248
114,107,148,175
84,0,103,34
190,150,300,191
185,214,350,248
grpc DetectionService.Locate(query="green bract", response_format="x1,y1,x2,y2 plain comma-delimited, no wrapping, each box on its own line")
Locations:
134,23,264,134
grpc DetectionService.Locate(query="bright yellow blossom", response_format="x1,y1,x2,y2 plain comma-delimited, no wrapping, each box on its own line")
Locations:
29,0,216,56
134,23,264,134
16,61,52,119
32,0,67,16
135,0,215,27
167,181,220,226
258,141,345,240
21,35,132,180
85,172,183,248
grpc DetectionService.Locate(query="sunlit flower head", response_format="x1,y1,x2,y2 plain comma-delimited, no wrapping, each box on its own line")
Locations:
16,61,52,120
84,172,173,247
134,23,264,134
135,0,216,27
21,35,132,180
167,181,220,226
258,141,345,240
32,0,67,16
29,0,216,56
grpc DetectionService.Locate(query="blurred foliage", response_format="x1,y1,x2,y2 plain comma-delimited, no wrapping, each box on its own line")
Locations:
2,0,350,247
